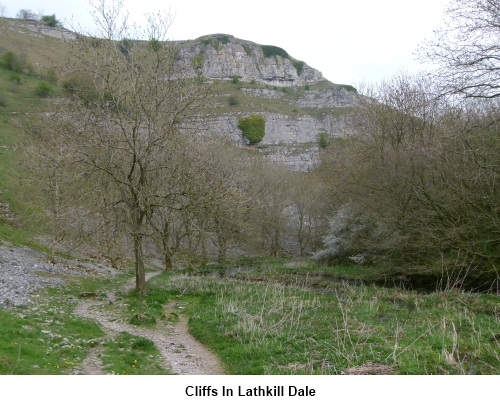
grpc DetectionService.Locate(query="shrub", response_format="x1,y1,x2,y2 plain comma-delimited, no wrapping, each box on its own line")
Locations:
238,114,265,144
149,38,161,52
242,44,253,56
261,45,289,59
34,81,53,97
41,14,59,27
250,79,256,85
216,34,229,44
118,38,132,56
340,84,358,93
2,51,22,72
227,95,239,106
0,93,6,107
292,60,304,76
318,133,329,148
305,85,310,91
9,73,21,84
192,54,205,70
231,75,240,84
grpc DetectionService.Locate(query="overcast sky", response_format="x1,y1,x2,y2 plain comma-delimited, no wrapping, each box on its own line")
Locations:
0,0,451,85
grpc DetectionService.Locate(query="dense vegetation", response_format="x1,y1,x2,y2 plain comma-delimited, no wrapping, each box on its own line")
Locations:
0,0,499,376
237,114,266,144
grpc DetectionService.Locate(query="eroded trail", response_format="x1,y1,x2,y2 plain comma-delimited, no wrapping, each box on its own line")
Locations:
74,272,224,375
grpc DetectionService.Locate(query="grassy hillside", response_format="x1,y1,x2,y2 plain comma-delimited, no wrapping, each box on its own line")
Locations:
0,18,72,74
0,48,60,249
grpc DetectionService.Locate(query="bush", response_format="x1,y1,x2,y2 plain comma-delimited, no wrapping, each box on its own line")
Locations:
292,60,304,76
227,95,239,106
242,44,253,56
216,34,229,44
305,85,310,90
231,75,240,84
340,84,357,93
261,45,289,59
238,114,265,144
2,51,24,72
0,93,7,107
9,73,21,84
192,54,205,70
41,14,59,27
118,38,132,56
34,81,53,97
318,133,329,148
149,38,161,52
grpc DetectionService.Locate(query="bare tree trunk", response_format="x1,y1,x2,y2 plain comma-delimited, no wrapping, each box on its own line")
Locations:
134,233,146,294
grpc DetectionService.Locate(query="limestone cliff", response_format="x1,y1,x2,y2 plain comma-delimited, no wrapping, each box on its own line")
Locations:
175,34,324,86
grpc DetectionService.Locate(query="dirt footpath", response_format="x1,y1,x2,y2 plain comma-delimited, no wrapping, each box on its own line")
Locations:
74,272,225,375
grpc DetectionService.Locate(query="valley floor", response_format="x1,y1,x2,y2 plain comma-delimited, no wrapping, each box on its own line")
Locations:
0,245,499,375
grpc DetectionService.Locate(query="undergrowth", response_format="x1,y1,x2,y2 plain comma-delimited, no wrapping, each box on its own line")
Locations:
148,270,500,375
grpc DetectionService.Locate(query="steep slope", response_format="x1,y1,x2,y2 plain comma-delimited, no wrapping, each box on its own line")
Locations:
174,34,362,170
174,33,323,87
0,21,363,170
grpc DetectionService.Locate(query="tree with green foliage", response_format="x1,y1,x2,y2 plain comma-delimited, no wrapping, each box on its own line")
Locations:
41,14,59,27
238,114,265,144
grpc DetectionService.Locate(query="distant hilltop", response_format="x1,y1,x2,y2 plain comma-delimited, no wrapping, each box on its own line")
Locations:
174,34,324,87
4,18,324,87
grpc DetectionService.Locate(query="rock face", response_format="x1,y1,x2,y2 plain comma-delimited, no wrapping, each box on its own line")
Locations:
196,112,354,145
175,34,324,86
9,19,76,40
188,111,354,170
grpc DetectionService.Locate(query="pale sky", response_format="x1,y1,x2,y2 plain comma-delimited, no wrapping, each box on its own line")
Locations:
0,0,451,86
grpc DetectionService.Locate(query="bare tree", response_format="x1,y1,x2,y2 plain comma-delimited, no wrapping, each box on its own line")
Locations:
16,9,38,20
319,72,500,280
0,3,7,17
45,0,209,292
417,0,500,99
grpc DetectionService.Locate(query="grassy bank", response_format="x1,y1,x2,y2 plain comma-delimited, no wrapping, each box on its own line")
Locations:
0,272,167,375
148,261,500,375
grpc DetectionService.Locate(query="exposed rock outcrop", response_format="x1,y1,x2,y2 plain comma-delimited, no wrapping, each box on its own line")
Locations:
174,34,324,86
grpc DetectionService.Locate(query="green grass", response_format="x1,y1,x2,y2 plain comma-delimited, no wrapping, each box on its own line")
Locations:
0,271,169,374
197,80,361,120
147,266,500,375
0,286,105,374
0,59,65,248
101,332,167,375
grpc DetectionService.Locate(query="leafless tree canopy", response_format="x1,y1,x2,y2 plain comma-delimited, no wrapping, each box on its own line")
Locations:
417,0,500,99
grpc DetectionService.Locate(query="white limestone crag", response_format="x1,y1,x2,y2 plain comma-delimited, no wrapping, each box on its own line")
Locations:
174,34,324,86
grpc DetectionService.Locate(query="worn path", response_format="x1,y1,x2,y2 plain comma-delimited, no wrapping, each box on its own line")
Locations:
74,272,224,375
